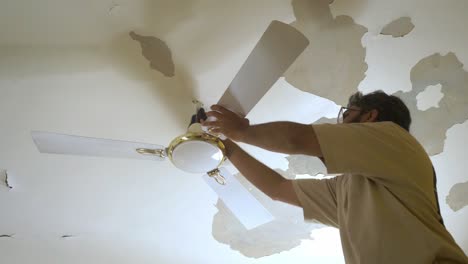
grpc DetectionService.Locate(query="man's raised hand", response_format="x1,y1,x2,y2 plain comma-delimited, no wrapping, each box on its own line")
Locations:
202,105,250,142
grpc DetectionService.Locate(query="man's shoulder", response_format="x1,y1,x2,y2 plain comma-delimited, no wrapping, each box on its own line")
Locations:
312,121,408,137
352,121,404,130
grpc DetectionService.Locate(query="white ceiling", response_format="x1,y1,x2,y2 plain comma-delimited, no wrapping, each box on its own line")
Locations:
1,0,467,263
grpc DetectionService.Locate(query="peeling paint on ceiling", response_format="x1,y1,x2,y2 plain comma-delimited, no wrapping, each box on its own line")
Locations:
380,17,415,37
431,120,468,215
395,52,468,155
211,170,324,258
284,0,368,106
446,181,468,212
1,0,468,262
286,155,327,177
416,83,444,111
129,31,175,77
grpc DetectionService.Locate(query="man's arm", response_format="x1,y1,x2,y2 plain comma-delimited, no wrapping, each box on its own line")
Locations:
203,105,323,157
241,122,322,157
223,139,301,207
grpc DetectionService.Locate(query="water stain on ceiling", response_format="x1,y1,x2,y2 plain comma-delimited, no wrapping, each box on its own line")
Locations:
446,181,468,212
380,17,415,38
129,31,175,77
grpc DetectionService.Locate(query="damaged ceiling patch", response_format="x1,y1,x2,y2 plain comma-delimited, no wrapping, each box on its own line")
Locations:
380,17,415,37
446,181,468,212
394,52,468,155
130,31,175,77
284,0,368,106
286,155,327,177
212,170,324,258
416,84,444,111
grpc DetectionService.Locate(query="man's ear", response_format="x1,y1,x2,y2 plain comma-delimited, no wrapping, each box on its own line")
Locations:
366,109,379,122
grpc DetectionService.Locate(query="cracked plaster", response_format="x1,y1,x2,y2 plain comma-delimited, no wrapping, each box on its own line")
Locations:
1,169,13,189
61,235,76,239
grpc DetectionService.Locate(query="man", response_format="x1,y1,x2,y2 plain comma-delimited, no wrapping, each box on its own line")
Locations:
202,91,468,264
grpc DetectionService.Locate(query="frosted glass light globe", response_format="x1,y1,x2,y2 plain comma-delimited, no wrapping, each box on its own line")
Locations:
170,140,224,173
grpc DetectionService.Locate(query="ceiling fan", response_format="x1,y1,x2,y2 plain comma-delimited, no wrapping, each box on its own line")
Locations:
31,20,309,230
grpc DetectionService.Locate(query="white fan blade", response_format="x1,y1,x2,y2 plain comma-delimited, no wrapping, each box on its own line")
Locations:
31,131,165,161
217,20,309,116
203,167,274,229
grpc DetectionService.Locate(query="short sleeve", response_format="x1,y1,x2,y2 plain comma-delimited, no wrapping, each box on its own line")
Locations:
292,178,338,227
312,122,431,184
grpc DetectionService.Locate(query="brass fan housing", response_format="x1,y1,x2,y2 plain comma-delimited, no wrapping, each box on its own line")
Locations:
166,132,226,174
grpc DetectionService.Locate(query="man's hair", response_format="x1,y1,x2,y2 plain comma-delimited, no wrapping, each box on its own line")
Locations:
347,90,412,131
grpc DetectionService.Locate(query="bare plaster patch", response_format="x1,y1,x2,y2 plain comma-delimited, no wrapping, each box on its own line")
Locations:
212,170,324,258
416,84,444,111
380,17,415,38
394,53,468,155
286,155,327,177
284,0,368,106
129,31,175,77
446,181,468,212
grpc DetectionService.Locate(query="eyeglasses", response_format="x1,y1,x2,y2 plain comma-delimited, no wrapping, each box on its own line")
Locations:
337,106,362,124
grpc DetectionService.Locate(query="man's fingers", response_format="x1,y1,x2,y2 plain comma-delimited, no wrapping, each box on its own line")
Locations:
205,111,223,120
210,105,231,115
207,127,223,134
211,104,247,118
201,121,221,127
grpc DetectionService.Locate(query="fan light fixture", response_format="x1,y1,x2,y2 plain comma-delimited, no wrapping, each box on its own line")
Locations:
167,122,227,184
30,20,310,229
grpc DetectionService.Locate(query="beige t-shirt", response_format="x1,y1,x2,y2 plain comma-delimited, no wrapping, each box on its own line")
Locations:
293,122,468,264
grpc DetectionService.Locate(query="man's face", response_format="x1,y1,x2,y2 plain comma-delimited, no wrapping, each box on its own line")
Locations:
343,106,364,123
338,106,365,124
